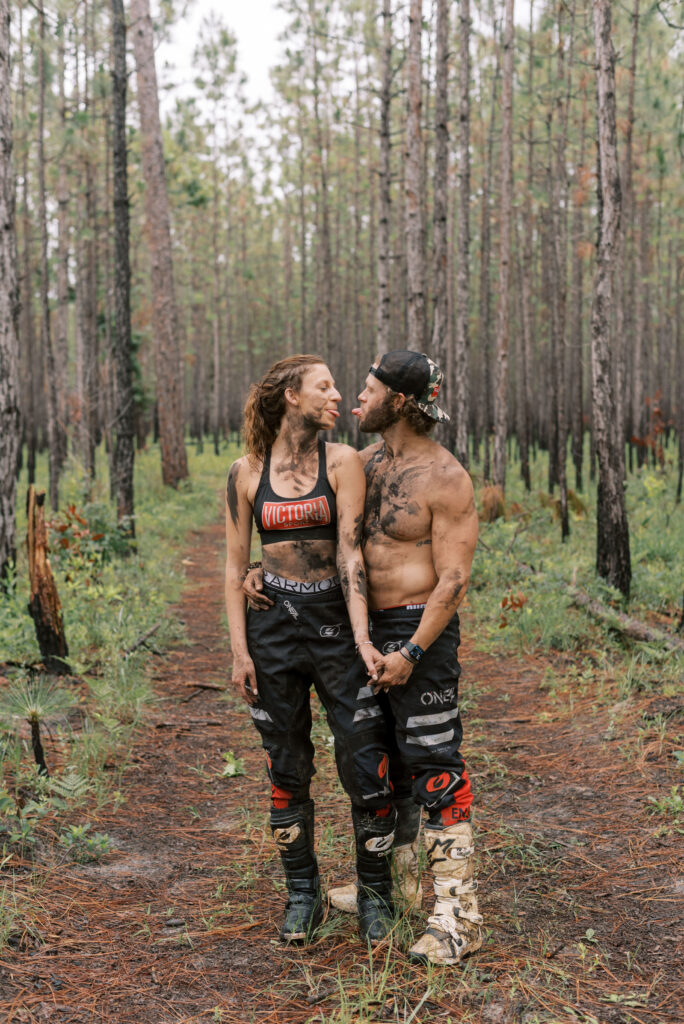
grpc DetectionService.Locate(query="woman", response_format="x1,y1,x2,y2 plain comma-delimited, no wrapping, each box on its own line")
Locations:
225,354,396,946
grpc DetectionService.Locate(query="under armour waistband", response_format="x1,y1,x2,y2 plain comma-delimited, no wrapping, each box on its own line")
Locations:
263,570,341,595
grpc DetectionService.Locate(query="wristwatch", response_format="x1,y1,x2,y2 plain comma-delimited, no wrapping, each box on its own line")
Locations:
401,641,425,664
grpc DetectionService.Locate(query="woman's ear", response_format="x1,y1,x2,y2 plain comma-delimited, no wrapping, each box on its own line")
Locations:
284,386,299,408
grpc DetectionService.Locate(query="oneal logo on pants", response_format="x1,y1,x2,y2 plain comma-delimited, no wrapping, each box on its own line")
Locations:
262,496,331,531
319,624,341,638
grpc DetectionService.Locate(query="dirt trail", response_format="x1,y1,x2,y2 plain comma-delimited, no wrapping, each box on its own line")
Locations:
0,520,681,1024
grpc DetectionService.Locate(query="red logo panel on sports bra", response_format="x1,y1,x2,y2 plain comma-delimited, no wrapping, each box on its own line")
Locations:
261,496,331,532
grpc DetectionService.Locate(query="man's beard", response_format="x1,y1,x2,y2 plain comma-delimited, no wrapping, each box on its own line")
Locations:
359,392,400,433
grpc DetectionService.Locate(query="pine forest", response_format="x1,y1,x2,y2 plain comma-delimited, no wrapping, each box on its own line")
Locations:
0,2,682,1021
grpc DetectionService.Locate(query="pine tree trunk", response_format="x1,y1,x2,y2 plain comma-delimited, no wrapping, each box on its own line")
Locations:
675,251,682,503
37,1,62,512
296,87,308,348
76,0,98,489
18,5,37,487
283,193,293,356
56,17,69,477
518,0,535,491
480,30,501,483
622,0,640,468
130,0,188,487
453,0,471,466
591,0,631,598
0,0,21,583
549,2,575,539
376,0,392,356
430,0,449,372
211,161,221,456
405,0,425,351
309,12,332,362
110,0,135,536
570,116,586,492
492,0,514,491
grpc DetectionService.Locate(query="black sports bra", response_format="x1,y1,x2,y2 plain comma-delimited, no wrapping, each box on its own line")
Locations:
253,438,338,545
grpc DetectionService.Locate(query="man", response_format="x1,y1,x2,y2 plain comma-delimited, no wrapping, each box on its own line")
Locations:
246,351,481,966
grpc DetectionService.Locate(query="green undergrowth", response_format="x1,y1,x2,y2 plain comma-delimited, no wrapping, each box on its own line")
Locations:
466,439,683,701
0,442,237,908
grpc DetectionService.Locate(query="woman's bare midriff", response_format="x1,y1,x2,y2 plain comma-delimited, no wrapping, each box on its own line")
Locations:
261,537,338,583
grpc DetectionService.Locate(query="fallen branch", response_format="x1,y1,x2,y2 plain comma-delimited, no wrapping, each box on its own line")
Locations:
123,622,161,658
569,589,684,651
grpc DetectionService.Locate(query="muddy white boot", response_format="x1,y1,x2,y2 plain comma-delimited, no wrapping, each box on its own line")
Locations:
392,838,423,909
408,821,483,966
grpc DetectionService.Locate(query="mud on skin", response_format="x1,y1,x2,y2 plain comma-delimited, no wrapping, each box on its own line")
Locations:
364,461,426,539
264,538,337,581
226,464,240,527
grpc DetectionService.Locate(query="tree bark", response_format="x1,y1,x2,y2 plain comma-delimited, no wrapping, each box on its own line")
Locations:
56,16,70,477
430,0,449,371
17,4,37,488
570,109,587,492
110,0,135,535
453,0,471,466
405,0,425,351
517,0,535,491
492,0,514,491
376,0,392,356
591,0,631,598
479,37,500,482
37,1,62,512
621,0,640,467
0,0,21,583
309,3,332,362
130,0,188,487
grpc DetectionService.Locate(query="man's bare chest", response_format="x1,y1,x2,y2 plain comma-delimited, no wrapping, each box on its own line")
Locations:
364,463,432,542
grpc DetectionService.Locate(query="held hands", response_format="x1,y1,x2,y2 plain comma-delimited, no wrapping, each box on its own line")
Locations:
357,641,384,683
243,567,273,611
372,649,414,691
232,653,259,706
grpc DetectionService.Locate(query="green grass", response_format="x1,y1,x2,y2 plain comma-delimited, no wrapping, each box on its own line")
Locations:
466,438,683,680
0,440,239,893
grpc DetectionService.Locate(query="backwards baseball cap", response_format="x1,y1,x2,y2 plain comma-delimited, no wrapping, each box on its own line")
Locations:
370,350,450,424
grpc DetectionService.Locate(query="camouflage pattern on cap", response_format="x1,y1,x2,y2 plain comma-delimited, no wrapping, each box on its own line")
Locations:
416,356,450,423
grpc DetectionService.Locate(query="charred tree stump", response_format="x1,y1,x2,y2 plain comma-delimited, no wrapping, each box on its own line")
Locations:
27,486,70,673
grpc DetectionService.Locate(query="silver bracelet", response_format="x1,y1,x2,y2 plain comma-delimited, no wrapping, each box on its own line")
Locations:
399,646,417,665
355,640,373,652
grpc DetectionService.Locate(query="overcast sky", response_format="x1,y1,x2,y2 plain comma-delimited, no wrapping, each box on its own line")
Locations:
158,0,289,110
157,0,537,114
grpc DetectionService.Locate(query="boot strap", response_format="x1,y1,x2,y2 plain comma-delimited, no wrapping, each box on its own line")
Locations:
434,877,478,898
432,897,483,927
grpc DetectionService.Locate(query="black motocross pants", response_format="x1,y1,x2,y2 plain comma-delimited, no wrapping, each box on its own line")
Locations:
245,584,392,811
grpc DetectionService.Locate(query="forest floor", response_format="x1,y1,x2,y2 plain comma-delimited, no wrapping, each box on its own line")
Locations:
0,516,682,1024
